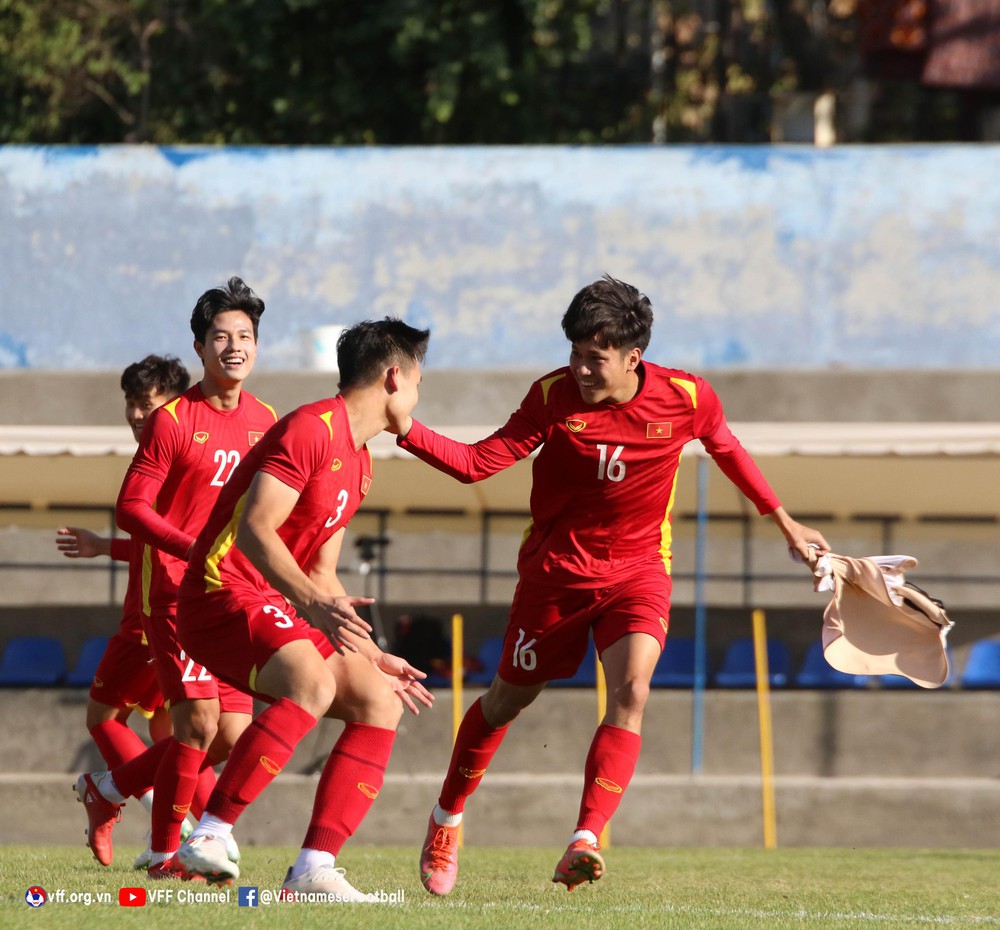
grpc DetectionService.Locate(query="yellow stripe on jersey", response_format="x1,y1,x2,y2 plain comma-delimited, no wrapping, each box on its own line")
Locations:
540,373,565,405
658,458,681,574
318,410,335,439
259,400,278,421
203,493,248,592
162,397,182,423
669,377,698,408
518,517,534,552
141,542,153,616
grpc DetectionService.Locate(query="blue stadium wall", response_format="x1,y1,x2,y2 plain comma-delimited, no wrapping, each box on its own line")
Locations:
1,144,998,371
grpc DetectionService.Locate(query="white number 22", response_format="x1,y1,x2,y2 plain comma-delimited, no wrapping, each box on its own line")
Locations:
210,449,240,486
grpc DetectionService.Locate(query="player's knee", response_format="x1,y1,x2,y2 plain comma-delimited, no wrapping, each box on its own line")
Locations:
481,681,537,726
86,701,124,729
174,704,220,750
612,676,651,716
289,674,336,719
352,683,403,729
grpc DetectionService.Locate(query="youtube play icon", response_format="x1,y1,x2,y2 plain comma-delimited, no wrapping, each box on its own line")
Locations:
119,887,147,907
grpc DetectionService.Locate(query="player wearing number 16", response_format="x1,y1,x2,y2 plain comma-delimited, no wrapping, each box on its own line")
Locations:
391,275,830,894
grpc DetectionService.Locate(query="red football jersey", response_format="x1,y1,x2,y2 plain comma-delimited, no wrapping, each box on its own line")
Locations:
400,361,781,588
184,395,374,597
119,537,147,642
117,384,277,613
107,537,145,642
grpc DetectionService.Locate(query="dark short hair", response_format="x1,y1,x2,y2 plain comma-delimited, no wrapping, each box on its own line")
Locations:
336,318,430,389
189,276,265,344
120,354,190,399
561,274,653,352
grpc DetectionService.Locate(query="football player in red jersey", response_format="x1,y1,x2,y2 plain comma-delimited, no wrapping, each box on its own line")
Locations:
171,318,434,897
59,354,189,868
74,278,277,879
393,275,830,894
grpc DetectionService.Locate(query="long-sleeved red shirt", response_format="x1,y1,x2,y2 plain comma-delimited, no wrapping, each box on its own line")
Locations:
399,361,780,589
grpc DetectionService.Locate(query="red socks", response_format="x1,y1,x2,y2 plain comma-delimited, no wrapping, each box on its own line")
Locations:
576,724,642,836
303,723,395,854
151,740,205,853
438,697,509,814
206,698,317,824
89,719,149,769
110,736,171,799
191,764,217,819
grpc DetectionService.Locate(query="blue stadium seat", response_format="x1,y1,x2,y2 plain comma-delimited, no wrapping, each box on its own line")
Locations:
714,637,790,688
66,636,110,687
0,636,68,686
465,635,505,685
960,640,1000,689
650,636,703,688
795,640,869,689
549,638,598,687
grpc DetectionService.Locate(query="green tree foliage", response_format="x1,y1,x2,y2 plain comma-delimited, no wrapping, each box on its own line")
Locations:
0,0,990,145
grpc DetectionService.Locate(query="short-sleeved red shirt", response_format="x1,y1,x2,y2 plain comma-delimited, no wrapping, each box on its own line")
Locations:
183,394,374,598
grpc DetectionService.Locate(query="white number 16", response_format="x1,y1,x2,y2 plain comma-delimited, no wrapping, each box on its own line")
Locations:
596,444,626,482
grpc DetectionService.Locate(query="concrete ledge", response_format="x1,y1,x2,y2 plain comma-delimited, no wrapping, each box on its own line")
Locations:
6,772,1000,849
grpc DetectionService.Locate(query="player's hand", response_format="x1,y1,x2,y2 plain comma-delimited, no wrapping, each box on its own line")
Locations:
784,521,830,568
375,652,435,715
384,409,413,438
305,595,374,654
55,526,109,559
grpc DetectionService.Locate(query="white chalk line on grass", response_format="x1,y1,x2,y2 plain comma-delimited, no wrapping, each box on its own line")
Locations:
415,898,1000,925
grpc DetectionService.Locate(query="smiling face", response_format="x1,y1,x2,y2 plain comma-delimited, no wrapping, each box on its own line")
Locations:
569,336,642,405
124,389,175,442
194,309,258,388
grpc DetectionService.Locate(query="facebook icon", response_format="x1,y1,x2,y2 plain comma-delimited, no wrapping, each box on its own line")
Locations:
238,887,259,907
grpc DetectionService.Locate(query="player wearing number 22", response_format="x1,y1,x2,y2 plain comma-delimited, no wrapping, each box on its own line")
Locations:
75,278,277,879
394,275,829,894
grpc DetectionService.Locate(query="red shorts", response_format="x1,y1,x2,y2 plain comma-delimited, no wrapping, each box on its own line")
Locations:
176,587,334,703
88,631,163,716
498,569,672,686
141,608,253,714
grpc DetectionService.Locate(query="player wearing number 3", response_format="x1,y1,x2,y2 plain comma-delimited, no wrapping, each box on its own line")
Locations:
172,318,435,899
391,276,829,893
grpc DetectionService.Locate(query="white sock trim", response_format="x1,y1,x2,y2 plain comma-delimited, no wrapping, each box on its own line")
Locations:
190,813,234,840
433,804,463,828
571,829,599,846
291,847,335,879
97,772,126,805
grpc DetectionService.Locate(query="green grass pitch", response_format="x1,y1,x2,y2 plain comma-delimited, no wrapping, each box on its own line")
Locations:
3,844,999,929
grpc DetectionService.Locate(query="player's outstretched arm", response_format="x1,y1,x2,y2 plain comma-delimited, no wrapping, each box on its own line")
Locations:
768,505,829,567
55,526,112,559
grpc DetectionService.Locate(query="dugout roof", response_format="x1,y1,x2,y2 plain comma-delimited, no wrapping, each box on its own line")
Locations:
2,422,1000,520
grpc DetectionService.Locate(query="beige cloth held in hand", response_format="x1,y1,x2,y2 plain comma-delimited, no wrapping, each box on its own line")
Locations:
814,553,953,689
